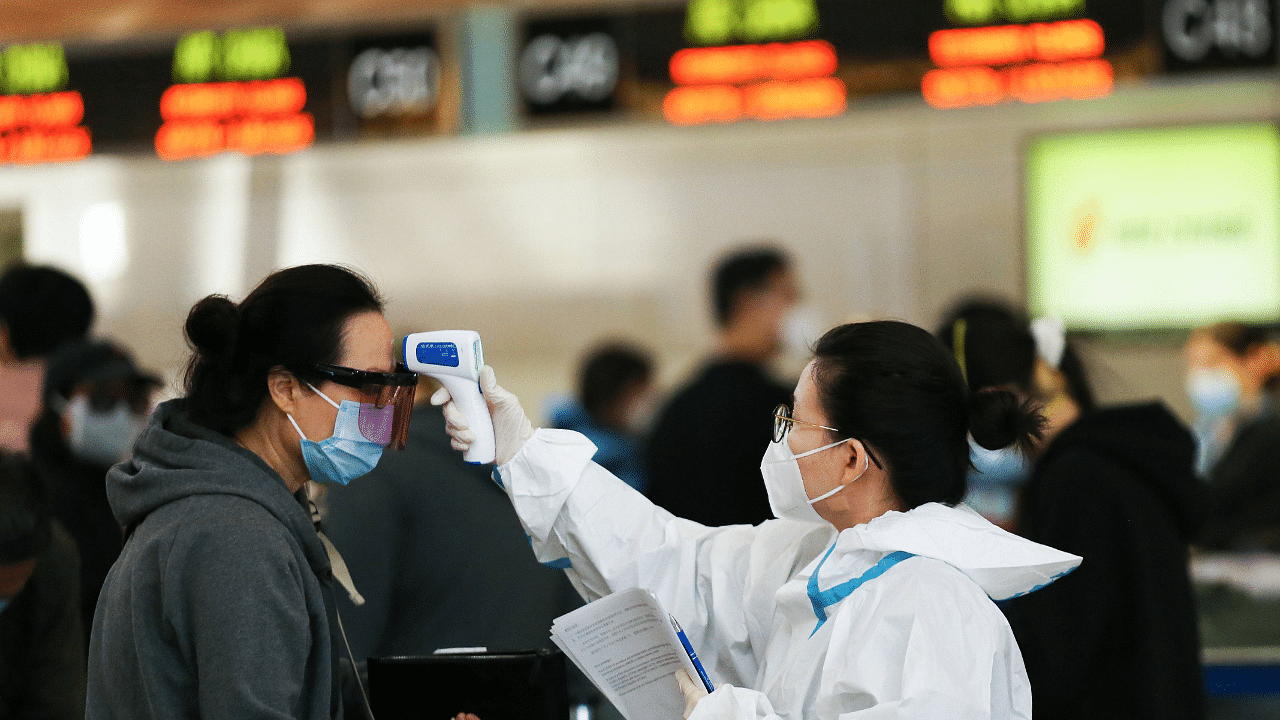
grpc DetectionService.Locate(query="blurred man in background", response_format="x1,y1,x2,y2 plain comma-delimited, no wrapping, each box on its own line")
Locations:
645,246,797,526
548,342,655,493
323,379,592,713
0,264,96,453
30,340,161,635
1185,322,1280,551
0,454,85,720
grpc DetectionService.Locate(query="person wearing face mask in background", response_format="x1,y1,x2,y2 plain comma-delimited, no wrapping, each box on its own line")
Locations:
0,264,96,453
0,454,85,720
940,298,1207,720
645,246,802,527
1184,322,1280,551
549,342,656,493
436,320,1080,719
28,339,162,640
87,265,422,720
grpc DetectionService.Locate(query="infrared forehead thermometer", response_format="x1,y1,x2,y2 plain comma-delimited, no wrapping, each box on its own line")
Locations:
402,330,496,465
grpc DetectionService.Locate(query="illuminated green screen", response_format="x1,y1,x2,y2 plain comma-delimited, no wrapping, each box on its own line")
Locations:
1026,123,1280,330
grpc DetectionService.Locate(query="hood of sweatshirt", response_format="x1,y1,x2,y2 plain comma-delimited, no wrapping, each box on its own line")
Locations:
1037,402,1206,541
107,399,330,576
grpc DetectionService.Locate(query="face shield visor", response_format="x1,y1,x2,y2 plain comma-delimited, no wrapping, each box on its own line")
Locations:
309,363,419,450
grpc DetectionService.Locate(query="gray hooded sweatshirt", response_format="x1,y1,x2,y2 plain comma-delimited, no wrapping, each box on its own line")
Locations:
86,400,342,720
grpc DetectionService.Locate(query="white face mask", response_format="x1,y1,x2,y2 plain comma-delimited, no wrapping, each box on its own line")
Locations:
760,435,867,523
67,395,148,467
781,305,826,357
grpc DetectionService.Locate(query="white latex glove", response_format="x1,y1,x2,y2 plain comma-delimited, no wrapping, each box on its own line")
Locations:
677,669,709,720
430,365,533,466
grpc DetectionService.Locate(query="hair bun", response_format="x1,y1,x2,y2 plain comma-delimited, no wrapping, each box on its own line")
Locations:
968,389,1044,454
184,295,240,362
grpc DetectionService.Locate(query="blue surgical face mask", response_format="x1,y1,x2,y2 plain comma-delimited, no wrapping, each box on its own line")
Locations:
1186,367,1242,419
968,438,1032,486
67,395,147,467
287,384,386,486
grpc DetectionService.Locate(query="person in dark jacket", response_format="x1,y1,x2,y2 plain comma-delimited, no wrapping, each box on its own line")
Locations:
326,398,581,658
645,247,797,526
29,339,161,636
325,399,605,717
939,298,1207,720
87,265,420,720
0,454,85,720
1184,322,1280,551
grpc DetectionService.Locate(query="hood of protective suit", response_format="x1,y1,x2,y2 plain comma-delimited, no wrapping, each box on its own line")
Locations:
839,502,1081,601
107,399,329,575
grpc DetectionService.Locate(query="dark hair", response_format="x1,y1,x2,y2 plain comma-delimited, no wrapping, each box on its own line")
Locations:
0,264,95,359
41,339,160,409
711,246,791,327
183,264,383,436
1204,321,1274,357
1201,321,1280,391
579,343,654,425
0,454,51,564
811,321,1042,510
938,298,1096,413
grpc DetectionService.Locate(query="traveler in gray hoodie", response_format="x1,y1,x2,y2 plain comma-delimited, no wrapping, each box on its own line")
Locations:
86,264,420,720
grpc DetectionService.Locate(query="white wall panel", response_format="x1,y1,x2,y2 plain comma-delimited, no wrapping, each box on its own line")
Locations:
0,75,1276,417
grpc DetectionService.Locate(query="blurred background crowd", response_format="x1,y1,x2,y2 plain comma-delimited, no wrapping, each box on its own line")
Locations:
3,0,1280,718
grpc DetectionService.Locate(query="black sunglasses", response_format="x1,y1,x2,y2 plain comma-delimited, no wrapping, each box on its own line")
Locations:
310,363,418,389
305,363,420,451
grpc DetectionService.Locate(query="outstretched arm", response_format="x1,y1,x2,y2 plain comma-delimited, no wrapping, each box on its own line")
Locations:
435,368,763,688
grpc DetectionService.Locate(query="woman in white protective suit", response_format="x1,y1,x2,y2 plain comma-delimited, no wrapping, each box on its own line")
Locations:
436,321,1081,719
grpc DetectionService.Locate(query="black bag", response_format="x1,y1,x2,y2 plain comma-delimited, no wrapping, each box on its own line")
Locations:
368,649,569,720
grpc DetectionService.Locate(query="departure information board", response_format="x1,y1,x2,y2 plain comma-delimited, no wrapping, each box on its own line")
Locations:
536,0,1154,125
1,44,92,164
68,26,445,160
0,1,1267,164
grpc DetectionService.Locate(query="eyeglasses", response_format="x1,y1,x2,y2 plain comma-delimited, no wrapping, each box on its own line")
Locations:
311,363,419,389
772,404,883,469
309,363,419,450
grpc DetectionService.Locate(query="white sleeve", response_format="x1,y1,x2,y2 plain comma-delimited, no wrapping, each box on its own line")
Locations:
682,686,987,720
496,429,762,686
688,685,782,720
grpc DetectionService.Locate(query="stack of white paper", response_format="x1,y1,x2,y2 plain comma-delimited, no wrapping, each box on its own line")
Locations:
551,588,706,720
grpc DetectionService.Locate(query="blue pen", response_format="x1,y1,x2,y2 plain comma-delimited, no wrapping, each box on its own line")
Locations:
670,614,714,693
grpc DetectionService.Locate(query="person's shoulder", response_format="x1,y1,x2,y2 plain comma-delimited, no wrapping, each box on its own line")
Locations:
670,361,790,409
1035,441,1123,483
871,555,1000,616
155,496,314,592
148,493,297,555
1236,411,1280,447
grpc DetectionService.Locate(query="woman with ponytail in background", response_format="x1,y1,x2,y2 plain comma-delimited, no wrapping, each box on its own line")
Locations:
437,319,1079,719
86,265,420,720
940,298,1207,720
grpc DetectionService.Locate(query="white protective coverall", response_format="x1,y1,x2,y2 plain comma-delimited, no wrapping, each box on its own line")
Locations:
500,429,1081,720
